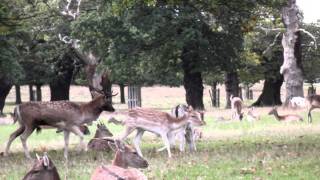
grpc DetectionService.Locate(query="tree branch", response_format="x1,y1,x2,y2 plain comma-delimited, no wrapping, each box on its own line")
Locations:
263,32,282,56
298,28,317,50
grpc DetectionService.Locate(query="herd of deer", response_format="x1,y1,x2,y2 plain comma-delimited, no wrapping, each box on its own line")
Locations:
3,88,320,179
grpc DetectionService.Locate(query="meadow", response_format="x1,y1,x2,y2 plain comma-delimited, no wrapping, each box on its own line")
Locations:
1,85,320,180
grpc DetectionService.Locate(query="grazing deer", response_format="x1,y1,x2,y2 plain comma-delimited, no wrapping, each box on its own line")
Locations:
268,107,303,122
4,89,117,159
247,107,260,122
119,106,204,158
88,122,114,151
23,153,60,180
91,139,148,180
230,95,244,121
306,94,320,123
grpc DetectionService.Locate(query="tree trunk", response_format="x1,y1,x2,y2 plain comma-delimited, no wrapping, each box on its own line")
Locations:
280,0,303,106
120,84,125,104
244,84,250,100
29,84,35,101
252,77,283,106
0,77,12,116
183,71,204,110
36,84,42,101
50,53,74,101
210,82,218,107
15,85,22,104
225,72,240,108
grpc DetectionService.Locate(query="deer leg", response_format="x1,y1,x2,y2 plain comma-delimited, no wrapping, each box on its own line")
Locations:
308,107,315,123
178,131,186,152
64,131,70,160
133,130,144,157
119,126,135,140
70,126,85,151
4,125,25,156
187,125,196,152
160,133,172,158
158,131,176,152
20,127,35,159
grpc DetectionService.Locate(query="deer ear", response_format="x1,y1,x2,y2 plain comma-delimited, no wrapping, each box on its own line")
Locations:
36,153,41,161
115,140,126,152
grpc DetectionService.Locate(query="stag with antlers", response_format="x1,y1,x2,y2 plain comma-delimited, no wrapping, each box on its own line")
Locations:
4,88,117,159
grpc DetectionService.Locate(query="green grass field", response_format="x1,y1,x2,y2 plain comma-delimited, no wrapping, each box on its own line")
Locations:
1,102,320,180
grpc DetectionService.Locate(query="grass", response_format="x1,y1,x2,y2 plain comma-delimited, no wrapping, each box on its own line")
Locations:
1,108,320,180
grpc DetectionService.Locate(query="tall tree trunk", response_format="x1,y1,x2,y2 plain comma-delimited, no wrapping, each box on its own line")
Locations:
0,77,12,116
36,84,42,101
183,71,204,110
210,82,218,107
181,46,204,110
29,84,35,101
50,53,74,101
15,85,22,104
252,77,283,106
280,0,303,106
225,72,240,108
120,84,125,104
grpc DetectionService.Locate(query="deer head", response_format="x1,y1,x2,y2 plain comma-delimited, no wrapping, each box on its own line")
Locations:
186,106,206,126
23,153,60,180
90,86,118,112
108,140,148,169
94,122,113,138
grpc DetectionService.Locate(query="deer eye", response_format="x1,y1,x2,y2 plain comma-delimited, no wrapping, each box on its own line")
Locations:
133,152,138,155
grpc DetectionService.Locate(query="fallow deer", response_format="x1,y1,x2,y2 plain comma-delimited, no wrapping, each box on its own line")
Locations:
23,153,60,180
268,107,303,122
119,106,204,158
306,94,320,123
91,139,148,180
88,122,114,151
4,89,117,159
290,97,306,109
164,104,204,152
230,95,244,121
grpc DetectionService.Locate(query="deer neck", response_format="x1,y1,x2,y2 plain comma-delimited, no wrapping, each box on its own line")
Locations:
112,151,128,168
80,97,104,121
168,114,190,130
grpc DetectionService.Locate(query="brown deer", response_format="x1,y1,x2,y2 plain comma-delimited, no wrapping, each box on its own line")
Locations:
4,89,117,159
230,95,244,121
88,122,114,151
268,107,303,122
306,94,320,123
23,153,60,180
91,139,148,180
119,106,205,158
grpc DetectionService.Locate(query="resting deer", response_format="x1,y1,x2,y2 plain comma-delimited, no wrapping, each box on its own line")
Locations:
230,95,244,121
91,139,148,180
119,106,204,158
268,107,303,122
88,122,114,151
23,153,60,180
306,94,320,123
4,88,117,159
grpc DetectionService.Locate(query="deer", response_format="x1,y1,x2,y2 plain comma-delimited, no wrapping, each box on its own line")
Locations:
119,106,205,158
247,107,260,122
268,107,303,122
4,88,117,159
108,117,123,125
88,122,114,151
230,95,244,121
23,152,61,180
91,139,148,180
306,94,320,123
163,104,204,152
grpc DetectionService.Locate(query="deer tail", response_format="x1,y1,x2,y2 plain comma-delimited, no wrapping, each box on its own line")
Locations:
13,106,22,124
